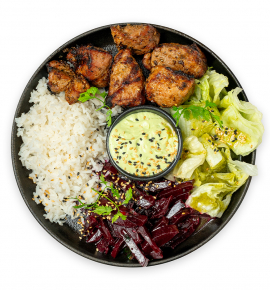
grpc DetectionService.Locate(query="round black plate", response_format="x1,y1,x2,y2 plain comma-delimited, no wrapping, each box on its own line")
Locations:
11,23,256,267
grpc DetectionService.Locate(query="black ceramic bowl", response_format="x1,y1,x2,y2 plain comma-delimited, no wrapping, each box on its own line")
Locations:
11,23,256,267
106,105,183,181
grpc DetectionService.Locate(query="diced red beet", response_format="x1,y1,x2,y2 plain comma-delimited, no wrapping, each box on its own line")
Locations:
165,216,200,249
168,208,193,225
96,238,110,254
152,216,169,231
136,195,155,209
102,162,118,175
112,224,142,244
111,238,125,259
166,200,185,219
120,229,149,267
138,226,163,257
86,228,103,243
97,218,114,245
150,196,173,219
104,174,133,192
127,213,148,227
151,224,179,247
84,215,98,231
156,181,194,202
136,179,174,192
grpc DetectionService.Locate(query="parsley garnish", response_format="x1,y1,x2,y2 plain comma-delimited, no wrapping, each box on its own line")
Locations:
69,174,133,222
172,100,223,128
78,87,113,127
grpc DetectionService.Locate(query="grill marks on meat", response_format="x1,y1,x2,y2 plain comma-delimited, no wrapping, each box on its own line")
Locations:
145,66,195,108
107,49,145,107
47,60,90,105
67,45,113,88
111,24,160,55
142,43,207,78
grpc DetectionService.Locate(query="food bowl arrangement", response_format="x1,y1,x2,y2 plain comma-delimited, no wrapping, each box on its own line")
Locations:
12,23,263,267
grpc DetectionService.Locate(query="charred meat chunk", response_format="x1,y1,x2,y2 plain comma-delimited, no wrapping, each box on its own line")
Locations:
67,45,113,88
111,24,160,55
145,66,195,107
47,60,90,105
107,49,145,107
142,43,207,78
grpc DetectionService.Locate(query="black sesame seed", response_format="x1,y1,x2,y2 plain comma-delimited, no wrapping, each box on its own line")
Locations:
77,172,80,176
120,146,123,149
129,141,132,144
136,169,139,172
137,143,140,146
68,176,71,179
116,139,119,141
162,129,165,131
97,128,99,131
141,162,144,165
139,154,142,157
79,155,82,157
168,154,171,156
160,138,163,140
142,172,146,175
86,147,88,150
208,140,211,143
191,128,195,131
225,131,228,135
142,133,146,135
122,152,126,154
147,164,151,167
136,118,139,121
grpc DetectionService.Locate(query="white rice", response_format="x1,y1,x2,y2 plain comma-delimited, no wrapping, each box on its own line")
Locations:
15,77,122,225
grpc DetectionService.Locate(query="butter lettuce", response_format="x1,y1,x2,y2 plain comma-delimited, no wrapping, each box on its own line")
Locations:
168,136,206,180
186,183,232,218
186,69,229,105
199,133,226,171
186,145,258,217
218,88,264,156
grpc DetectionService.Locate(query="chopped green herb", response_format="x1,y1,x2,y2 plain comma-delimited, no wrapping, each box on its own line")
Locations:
172,100,223,128
69,174,132,222
78,87,112,127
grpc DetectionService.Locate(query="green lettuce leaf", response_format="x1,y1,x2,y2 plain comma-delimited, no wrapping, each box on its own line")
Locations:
186,183,232,218
206,69,229,105
199,133,226,171
169,136,206,180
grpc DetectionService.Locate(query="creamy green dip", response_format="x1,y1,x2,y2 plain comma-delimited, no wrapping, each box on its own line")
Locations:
109,112,178,176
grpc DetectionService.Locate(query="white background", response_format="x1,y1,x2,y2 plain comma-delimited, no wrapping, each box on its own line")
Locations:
0,0,269,289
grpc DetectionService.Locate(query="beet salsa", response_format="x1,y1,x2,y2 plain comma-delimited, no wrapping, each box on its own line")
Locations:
71,162,212,267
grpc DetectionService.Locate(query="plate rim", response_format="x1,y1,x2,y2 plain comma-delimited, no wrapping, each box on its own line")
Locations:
11,22,256,267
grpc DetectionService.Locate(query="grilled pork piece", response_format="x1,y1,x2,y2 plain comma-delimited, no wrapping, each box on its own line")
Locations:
111,24,160,55
47,60,90,105
67,45,113,88
107,49,145,107
142,43,207,78
145,66,195,107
